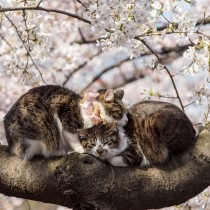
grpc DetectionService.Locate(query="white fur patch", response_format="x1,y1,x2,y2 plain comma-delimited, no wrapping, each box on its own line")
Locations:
54,114,71,152
63,130,84,153
117,126,129,153
108,156,128,167
89,127,128,160
90,139,106,159
24,140,44,160
136,143,150,167
54,114,63,134
54,113,85,153
117,114,128,126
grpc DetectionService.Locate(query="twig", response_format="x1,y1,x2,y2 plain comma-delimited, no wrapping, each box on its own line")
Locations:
0,6,91,24
197,13,210,32
37,0,44,7
22,10,30,47
76,0,88,10
78,27,87,43
157,16,210,31
4,13,47,84
136,30,210,40
158,95,178,100
172,69,184,77
139,38,185,111
161,14,172,24
184,101,195,108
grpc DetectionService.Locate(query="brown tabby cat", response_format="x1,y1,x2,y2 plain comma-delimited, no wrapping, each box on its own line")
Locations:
4,85,127,160
78,101,196,167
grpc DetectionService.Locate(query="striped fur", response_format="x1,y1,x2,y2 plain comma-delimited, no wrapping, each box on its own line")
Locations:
79,101,196,167
4,85,127,160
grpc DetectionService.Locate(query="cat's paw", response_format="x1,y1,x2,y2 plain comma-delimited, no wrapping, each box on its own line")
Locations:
74,147,85,154
67,151,77,154
108,156,128,167
57,150,67,156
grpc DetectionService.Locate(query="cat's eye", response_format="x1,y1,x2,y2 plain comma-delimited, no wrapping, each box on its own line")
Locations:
80,136,87,140
87,145,93,149
104,142,113,146
87,143,95,150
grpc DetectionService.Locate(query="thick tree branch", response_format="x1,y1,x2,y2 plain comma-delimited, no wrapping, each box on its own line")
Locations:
0,123,210,210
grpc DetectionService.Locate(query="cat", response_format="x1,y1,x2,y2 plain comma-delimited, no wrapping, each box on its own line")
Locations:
3,85,127,160
78,100,196,167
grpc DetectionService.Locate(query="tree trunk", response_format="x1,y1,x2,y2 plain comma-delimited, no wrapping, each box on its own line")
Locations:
0,124,210,210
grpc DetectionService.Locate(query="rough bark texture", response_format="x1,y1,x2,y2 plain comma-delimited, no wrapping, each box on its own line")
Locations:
0,124,210,210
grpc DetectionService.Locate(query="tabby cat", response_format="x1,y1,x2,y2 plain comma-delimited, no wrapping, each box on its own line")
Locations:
78,101,196,167
4,85,127,160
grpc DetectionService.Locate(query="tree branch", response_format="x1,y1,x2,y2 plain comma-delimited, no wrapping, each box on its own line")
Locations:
139,38,185,112
0,6,91,24
0,123,210,210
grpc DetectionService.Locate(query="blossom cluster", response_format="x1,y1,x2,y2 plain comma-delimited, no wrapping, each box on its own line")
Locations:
183,36,210,76
83,1,199,55
0,0,51,84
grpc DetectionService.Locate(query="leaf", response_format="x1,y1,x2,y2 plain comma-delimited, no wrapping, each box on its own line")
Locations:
184,0,192,3
149,87,154,96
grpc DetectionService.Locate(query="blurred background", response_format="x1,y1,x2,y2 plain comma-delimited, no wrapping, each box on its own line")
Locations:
0,0,210,209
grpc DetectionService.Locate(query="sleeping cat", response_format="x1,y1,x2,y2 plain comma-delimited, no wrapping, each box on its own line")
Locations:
3,85,127,160
78,101,196,167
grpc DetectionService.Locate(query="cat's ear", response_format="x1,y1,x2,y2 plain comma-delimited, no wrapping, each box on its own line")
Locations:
105,122,118,134
77,129,88,140
104,89,114,102
114,89,124,100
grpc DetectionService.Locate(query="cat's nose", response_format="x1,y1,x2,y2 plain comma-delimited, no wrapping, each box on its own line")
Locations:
96,147,104,155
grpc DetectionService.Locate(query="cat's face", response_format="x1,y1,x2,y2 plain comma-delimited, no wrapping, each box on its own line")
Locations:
96,89,128,125
78,123,121,160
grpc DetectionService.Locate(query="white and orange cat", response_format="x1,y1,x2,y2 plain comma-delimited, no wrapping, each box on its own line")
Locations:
4,85,127,160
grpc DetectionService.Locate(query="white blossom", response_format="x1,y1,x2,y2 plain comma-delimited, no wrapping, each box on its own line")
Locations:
183,37,209,76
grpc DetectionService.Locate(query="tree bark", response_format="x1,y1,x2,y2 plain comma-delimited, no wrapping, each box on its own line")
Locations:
0,124,210,210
